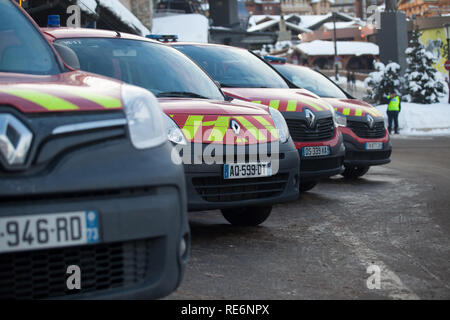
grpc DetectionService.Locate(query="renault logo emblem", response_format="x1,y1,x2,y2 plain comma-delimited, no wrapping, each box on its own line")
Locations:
230,119,241,135
0,114,33,165
366,114,375,129
305,109,316,128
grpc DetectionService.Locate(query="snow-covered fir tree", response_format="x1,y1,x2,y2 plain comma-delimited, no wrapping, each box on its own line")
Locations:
365,61,402,104
404,29,445,104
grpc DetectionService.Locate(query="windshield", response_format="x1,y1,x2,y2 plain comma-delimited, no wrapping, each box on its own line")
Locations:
272,64,347,98
174,45,289,89
0,0,60,75
54,38,224,100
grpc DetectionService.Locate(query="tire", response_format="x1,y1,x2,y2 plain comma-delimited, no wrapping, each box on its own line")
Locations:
221,206,272,226
299,180,318,192
341,165,370,179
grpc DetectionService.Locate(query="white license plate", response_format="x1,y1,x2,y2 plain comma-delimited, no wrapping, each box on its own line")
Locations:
302,146,331,157
224,162,272,179
365,142,383,150
0,211,99,253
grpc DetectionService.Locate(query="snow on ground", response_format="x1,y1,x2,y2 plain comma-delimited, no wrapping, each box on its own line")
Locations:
97,0,150,35
152,14,209,43
296,40,379,56
376,100,450,136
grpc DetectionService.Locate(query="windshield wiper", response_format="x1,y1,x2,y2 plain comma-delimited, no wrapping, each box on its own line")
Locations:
221,83,272,88
219,83,239,88
156,91,208,99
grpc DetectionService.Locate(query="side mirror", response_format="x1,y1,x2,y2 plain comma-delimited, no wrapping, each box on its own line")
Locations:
53,43,80,69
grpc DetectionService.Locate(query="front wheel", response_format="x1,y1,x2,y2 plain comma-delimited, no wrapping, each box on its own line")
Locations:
341,165,370,179
221,206,272,226
299,180,318,192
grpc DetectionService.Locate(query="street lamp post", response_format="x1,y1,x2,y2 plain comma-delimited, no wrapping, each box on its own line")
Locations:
332,12,338,80
445,23,450,62
444,23,450,103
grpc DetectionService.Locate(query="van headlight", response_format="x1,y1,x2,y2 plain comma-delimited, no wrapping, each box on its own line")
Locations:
334,111,347,127
165,114,187,145
269,107,290,143
121,84,167,149
327,104,347,127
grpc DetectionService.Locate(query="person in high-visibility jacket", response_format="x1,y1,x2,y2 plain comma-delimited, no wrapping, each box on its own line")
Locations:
385,92,401,134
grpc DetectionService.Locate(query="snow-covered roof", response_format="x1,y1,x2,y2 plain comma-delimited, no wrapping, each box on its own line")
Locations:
247,18,279,32
305,12,356,30
285,21,312,33
297,15,329,29
296,40,379,56
97,0,150,35
152,14,209,43
311,0,335,4
248,15,280,27
322,21,364,30
247,14,312,33
247,13,357,33
254,0,280,3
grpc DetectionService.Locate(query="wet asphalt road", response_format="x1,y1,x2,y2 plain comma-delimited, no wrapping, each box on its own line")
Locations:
169,136,450,300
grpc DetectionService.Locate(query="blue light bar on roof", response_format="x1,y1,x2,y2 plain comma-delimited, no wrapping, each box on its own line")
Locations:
264,56,287,64
145,34,178,42
47,15,61,27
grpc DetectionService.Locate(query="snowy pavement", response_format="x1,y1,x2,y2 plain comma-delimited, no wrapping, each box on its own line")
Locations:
331,75,450,136
376,101,450,136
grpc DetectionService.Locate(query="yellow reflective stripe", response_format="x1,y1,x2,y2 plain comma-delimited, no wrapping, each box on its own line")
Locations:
355,109,363,116
253,116,278,138
342,108,351,116
235,116,267,141
269,100,280,110
366,108,380,117
0,89,79,110
182,115,204,140
304,101,324,111
236,137,248,143
286,100,297,111
371,108,383,117
251,100,262,104
305,103,323,111
314,99,330,109
71,91,121,109
206,116,229,142
309,99,328,111
208,127,227,142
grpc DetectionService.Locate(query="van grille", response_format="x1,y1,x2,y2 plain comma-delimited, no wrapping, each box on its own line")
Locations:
286,117,334,142
192,173,289,202
0,239,152,299
347,120,386,139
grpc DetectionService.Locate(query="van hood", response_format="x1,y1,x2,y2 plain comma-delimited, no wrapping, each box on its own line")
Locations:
158,98,278,145
222,88,333,114
158,97,269,115
323,98,384,118
0,71,123,113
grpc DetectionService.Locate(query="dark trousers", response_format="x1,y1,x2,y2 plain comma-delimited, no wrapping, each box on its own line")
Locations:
387,111,399,134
